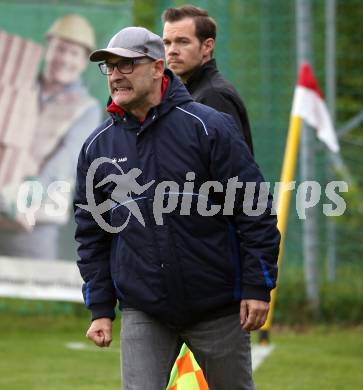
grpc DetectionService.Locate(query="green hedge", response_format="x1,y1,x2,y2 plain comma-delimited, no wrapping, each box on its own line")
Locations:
274,264,363,325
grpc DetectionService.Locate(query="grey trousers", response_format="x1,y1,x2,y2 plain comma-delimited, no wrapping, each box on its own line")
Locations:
121,309,255,390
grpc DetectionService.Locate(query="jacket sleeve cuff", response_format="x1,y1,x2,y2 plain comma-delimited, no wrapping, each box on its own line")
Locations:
90,303,116,321
241,284,272,302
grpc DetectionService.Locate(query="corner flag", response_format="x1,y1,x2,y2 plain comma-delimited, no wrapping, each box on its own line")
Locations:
167,344,208,390
260,62,340,340
291,62,340,152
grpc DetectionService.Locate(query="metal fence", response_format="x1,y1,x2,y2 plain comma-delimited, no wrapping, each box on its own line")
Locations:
149,0,362,240
151,0,363,314
1,0,362,318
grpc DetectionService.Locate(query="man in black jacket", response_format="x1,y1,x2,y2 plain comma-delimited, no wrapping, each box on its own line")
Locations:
162,5,253,154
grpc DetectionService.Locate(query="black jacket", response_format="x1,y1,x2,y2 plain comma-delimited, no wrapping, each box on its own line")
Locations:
185,59,253,154
74,70,279,328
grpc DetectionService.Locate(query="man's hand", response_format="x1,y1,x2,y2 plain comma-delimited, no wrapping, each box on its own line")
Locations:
240,299,269,331
86,317,113,347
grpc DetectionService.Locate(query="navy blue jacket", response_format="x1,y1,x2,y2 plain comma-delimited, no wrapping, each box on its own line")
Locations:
74,70,280,327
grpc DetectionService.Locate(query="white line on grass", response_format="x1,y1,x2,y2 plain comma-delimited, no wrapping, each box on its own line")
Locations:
65,342,275,370
65,342,118,353
251,344,275,371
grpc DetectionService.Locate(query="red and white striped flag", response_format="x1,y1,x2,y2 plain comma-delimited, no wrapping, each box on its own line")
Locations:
291,62,340,152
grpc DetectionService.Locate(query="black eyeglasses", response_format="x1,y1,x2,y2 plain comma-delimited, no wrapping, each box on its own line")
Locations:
98,57,153,75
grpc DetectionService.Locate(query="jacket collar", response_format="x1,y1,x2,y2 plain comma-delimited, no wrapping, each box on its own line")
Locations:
185,58,217,94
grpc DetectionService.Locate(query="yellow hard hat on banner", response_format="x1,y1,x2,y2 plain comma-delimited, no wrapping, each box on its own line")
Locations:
46,14,96,52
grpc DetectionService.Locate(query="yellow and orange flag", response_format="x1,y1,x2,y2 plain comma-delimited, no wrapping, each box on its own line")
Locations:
167,344,208,390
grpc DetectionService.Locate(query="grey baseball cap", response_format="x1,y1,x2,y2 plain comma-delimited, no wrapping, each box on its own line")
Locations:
90,26,165,62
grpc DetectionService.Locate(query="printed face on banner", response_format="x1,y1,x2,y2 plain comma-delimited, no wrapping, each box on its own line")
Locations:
43,37,89,85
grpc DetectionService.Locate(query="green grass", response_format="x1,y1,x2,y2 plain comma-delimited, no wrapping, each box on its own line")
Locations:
0,310,362,389
252,327,363,389
0,313,121,389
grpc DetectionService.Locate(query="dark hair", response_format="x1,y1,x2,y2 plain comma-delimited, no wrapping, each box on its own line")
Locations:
162,4,217,43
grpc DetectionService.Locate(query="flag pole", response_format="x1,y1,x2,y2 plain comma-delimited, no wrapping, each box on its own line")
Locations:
259,115,302,343
259,61,340,343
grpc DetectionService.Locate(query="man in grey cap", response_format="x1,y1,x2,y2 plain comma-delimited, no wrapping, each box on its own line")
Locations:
74,26,279,390
88,27,166,119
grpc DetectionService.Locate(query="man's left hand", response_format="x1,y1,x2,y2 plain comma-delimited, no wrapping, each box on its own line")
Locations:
240,299,269,331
